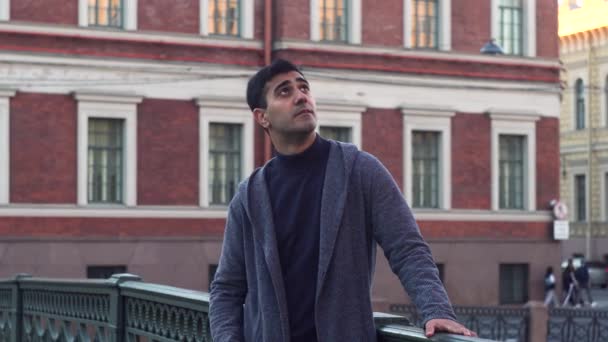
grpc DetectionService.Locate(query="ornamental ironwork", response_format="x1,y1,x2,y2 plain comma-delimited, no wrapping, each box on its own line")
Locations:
547,307,608,342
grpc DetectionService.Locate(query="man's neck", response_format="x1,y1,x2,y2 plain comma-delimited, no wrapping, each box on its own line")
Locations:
271,131,317,155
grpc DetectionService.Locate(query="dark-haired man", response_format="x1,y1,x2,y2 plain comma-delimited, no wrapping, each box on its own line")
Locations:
209,59,475,341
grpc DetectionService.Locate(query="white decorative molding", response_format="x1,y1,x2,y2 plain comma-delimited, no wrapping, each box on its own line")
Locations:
75,92,143,206
310,0,361,44
197,96,253,207
403,0,451,50
0,89,16,205
490,111,539,211
491,0,536,57
0,0,9,21
79,0,138,30
402,106,455,210
316,101,365,148
200,0,254,38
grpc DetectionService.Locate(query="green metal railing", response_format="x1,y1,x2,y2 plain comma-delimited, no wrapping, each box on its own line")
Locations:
0,274,492,342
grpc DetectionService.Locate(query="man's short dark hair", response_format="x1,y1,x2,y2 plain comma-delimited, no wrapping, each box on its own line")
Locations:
246,59,303,111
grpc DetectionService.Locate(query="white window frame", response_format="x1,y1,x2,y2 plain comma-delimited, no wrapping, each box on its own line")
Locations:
197,97,254,208
568,69,588,130
491,0,536,57
402,107,454,209
315,102,364,148
570,167,588,222
75,93,142,206
403,0,451,50
310,0,361,44
79,0,138,30
200,0,254,38
0,90,15,205
490,112,538,211
0,0,9,21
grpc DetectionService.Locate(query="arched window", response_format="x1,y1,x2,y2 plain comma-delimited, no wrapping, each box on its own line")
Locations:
575,78,585,130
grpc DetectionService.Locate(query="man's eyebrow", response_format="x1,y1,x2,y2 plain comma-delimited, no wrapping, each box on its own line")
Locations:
272,80,291,93
296,77,309,85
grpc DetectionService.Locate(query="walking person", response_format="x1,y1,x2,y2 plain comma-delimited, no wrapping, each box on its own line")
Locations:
209,59,475,341
544,266,559,307
574,258,594,307
562,259,578,307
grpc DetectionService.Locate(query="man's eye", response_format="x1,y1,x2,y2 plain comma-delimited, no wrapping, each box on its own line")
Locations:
300,86,310,93
279,88,290,95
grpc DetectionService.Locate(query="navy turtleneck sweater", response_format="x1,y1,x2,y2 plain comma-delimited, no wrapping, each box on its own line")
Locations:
264,134,330,342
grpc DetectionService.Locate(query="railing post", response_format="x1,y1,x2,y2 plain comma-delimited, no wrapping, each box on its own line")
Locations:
525,301,547,342
13,273,32,342
108,274,142,342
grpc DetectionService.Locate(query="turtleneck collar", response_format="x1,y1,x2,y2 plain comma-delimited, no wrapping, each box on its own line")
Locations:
274,134,328,170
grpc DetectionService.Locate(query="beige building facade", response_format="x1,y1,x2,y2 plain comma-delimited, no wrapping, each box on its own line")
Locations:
559,0,608,261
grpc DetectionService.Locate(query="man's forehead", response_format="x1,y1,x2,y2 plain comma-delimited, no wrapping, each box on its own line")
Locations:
267,71,307,87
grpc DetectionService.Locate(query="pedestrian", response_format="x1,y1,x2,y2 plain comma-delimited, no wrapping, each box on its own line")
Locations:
562,259,578,307
544,266,559,307
208,59,476,341
574,257,594,306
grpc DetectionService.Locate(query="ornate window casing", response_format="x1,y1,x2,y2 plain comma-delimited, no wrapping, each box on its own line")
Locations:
200,0,254,38
491,0,536,56
490,111,538,211
310,0,361,44
575,78,586,130
569,165,588,222
568,70,588,130
197,97,253,207
75,93,142,206
0,0,9,21
402,107,454,210
79,0,138,30
315,102,364,148
0,90,15,205
403,0,451,50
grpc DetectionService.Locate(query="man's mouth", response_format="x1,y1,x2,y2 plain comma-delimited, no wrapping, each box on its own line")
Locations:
295,108,314,117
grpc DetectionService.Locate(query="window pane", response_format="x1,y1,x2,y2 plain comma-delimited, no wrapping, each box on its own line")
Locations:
209,123,242,205
88,0,123,28
412,0,438,49
499,264,529,304
498,0,523,55
412,131,440,208
576,79,586,130
88,118,124,204
576,175,586,221
319,126,352,143
320,0,348,42
499,135,524,209
209,0,241,36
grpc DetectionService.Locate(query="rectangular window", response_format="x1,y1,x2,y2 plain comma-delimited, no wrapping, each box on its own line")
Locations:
411,0,438,49
498,0,522,55
319,0,348,42
209,123,242,205
88,0,123,28
499,263,529,304
499,135,524,209
576,174,586,221
320,126,352,143
208,0,241,36
87,265,127,279
88,118,123,204
412,131,440,208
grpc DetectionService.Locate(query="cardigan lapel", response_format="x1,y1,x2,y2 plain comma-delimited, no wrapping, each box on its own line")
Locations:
247,167,290,341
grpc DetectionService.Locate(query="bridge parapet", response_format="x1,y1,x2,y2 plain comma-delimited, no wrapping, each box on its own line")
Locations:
0,274,492,342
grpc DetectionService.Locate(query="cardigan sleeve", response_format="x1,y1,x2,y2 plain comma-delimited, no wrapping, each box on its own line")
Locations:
365,154,457,327
209,194,247,342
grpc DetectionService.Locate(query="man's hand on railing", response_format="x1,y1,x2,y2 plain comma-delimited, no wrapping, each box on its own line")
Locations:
425,318,477,338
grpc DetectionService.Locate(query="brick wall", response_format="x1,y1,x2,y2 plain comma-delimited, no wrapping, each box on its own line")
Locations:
420,220,551,240
137,99,199,205
10,93,77,203
362,0,402,47
451,113,491,209
536,117,560,210
450,0,491,54
10,0,78,25
536,0,559,58
362,108,403,189
274,1,310,40
138,0,199,34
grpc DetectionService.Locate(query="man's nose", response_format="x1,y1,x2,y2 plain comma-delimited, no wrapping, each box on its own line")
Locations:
294,89,309,105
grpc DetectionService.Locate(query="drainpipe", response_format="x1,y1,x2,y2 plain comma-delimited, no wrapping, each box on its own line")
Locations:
263,0,273,161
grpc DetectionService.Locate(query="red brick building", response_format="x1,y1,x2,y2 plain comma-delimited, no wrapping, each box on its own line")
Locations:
0,0,561,307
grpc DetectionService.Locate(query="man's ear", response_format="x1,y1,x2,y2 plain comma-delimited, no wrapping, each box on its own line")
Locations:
253,108,270,129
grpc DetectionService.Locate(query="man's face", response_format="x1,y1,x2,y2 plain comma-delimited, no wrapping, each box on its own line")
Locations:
257,70,317,137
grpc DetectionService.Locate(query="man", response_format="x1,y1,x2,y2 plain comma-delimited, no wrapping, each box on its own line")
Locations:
574,258,594,306
209,59,475,341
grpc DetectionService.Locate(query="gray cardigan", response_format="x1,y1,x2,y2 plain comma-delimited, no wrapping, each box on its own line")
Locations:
209,140,456,342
